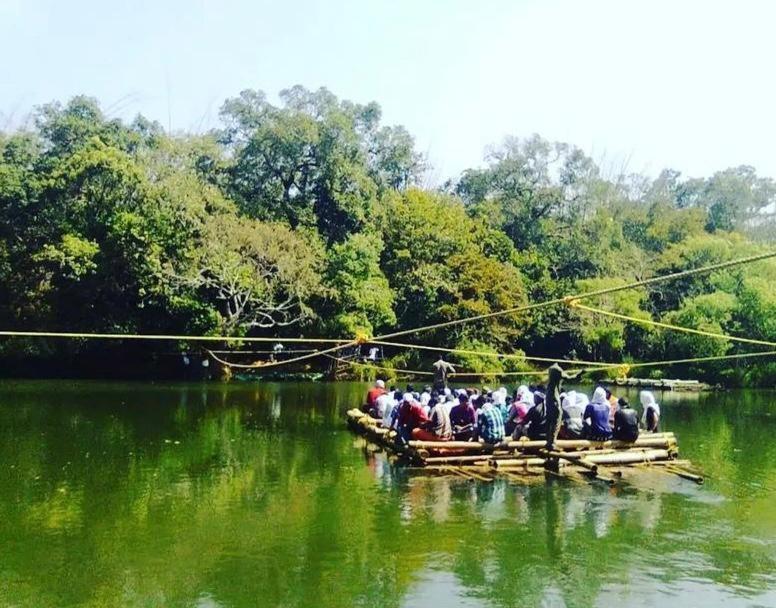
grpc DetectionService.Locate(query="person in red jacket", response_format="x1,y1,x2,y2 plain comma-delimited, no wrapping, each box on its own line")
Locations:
394,393,429,441
364,380,387,413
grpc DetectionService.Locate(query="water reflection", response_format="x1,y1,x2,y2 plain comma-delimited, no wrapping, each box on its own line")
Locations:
0,380,774,608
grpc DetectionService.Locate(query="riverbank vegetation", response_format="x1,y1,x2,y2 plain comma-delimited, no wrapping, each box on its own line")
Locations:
1,88,775,385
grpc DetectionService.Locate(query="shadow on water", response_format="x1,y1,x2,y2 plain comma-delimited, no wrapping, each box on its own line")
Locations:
0,380,774,608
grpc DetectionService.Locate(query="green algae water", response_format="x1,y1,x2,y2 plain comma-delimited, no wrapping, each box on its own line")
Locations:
0,380,774,608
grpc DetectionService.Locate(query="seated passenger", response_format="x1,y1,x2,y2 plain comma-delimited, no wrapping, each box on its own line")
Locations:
560,391,586,439
492,387,510,422
383,390,403,429
365,380,387,412
395,393,429,442
505,385,533,436
476,400,505,444
373,390,394,420
605,387,618,423
412,394,453,442
640,391,661,432
613,397,640,441
450,393,476,441
521,394,547,440
583,387,613,441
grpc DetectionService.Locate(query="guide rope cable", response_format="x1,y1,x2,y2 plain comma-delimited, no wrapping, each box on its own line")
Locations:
1,250,775,375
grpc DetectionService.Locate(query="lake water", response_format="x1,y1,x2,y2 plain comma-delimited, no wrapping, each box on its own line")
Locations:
0,380,774,608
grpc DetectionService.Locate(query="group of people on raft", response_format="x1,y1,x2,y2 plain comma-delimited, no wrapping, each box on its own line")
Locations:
363,380,661,445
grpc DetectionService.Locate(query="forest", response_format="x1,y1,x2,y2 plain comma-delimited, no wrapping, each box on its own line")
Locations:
1,87,775,385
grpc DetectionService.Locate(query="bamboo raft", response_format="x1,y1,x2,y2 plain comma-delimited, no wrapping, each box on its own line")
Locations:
346,409,703,485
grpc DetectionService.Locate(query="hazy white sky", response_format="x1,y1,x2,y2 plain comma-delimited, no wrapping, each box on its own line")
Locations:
1,0,774,182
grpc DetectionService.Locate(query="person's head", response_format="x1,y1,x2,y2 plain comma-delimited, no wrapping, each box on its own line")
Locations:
406,384,415,394
548,363,564,383
618,397,630,409
474,394,487,409
604,388,612,399
389,385,396,393
424,385,432,394
402,392,414,404
562,390,576,409
444,387,452,396
534,391,545,406
394,390,403,401
640,391,655,408
375,379,385,389
458,393,469,405
592,386,608,404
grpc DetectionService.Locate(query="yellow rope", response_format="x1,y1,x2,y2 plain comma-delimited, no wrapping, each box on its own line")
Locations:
207,341,357,370
571,303,776,348
372,250,776,342
0,330,351,344
625,349,776,370
370,339,620,368
2,250,774,376
322,354,435,376
450,370,560,378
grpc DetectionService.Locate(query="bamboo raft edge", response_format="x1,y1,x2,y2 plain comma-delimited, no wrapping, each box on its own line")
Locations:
345,409,702,485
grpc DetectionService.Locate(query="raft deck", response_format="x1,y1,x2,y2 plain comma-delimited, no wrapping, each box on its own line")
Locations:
346,409,703,485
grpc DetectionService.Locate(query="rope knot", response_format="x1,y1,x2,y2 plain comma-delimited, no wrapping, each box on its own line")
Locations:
617,364,631,378
564,296,581,308
354,331,371,345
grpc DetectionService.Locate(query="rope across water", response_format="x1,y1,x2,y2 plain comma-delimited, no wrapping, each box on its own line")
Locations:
1,251,775,376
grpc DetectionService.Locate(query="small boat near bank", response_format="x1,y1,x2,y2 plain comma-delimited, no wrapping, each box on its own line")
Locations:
346,409,703,485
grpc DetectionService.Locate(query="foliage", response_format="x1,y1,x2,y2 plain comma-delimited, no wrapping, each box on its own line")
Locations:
1,91,775,384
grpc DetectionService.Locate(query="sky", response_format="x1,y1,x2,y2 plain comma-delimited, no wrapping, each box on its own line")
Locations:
1,0,775,183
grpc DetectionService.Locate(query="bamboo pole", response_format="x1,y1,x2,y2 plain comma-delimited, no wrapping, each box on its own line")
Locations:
408,433,675,452
543,450,598,474
583,449,670,465
664,466,704,484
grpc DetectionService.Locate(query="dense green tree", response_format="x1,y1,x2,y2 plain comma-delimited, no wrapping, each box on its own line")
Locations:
321,233,395,337
218,86,422,243
380,189,527,351
1,90,775,384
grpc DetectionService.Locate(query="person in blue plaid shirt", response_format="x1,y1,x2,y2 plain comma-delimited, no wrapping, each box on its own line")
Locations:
476,398,505,444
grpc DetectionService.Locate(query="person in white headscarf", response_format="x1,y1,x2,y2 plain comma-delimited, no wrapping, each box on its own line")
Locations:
492,387,509,421
560,390,585,439
506,385,534,437
639,391,661,432
582,386,613,441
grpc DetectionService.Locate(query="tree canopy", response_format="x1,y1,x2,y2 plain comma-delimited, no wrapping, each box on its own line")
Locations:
1,87,775,385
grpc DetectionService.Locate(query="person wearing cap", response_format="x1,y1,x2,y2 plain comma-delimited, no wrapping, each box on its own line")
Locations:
613,397,639,441
450,393,476,441
394,392,429,441
365,380,387,413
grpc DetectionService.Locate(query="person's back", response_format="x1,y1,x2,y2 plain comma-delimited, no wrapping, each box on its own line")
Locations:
366,381,386,410
613,398,639,441
396,395,429,440
373,392,393,419
450,396,476,440
429,400,453,440
640,391,661,433
476,403,505,444
524,401,547,440
583,402,612,441
561,391,585,439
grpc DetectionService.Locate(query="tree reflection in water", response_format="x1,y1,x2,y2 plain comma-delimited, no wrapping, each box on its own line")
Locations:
0,380,774,608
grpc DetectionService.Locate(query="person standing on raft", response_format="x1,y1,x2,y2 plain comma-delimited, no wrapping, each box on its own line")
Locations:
433,357,455,391
545,363,582,451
